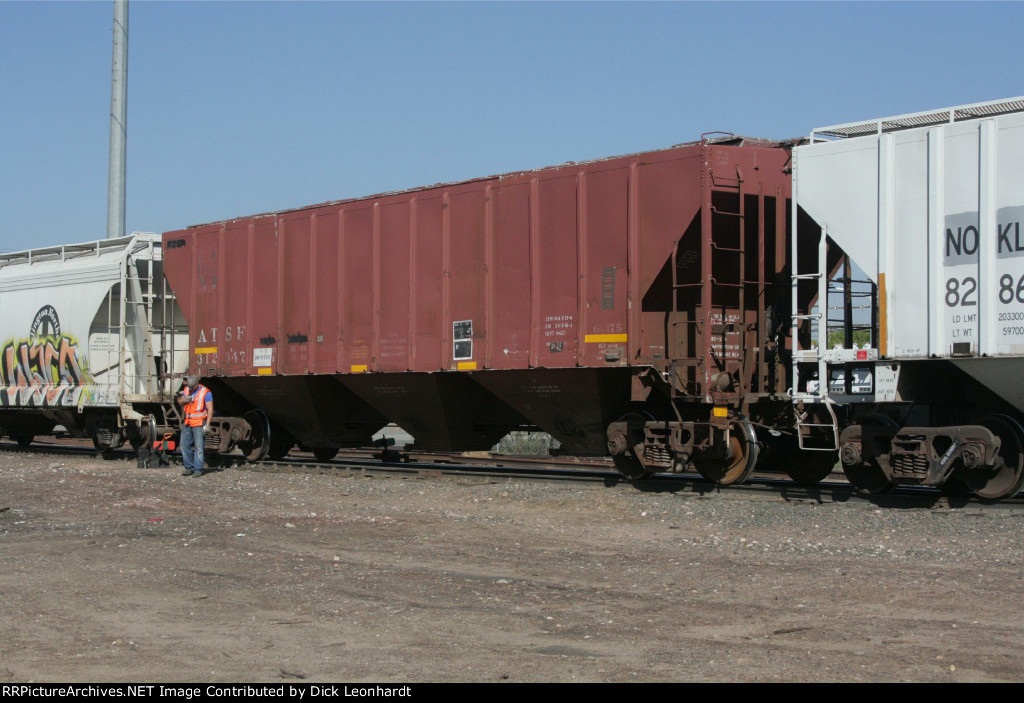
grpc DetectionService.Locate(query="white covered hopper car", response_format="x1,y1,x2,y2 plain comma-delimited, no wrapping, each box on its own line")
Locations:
0,233,188,454
791,96,1024,499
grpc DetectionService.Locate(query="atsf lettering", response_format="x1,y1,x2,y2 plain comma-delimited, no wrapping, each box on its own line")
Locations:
196,326,246,344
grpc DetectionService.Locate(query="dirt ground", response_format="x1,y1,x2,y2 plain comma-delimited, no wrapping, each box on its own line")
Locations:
1,448,1022,683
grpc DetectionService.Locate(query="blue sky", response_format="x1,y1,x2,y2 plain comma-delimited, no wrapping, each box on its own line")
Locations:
1,1,1022,253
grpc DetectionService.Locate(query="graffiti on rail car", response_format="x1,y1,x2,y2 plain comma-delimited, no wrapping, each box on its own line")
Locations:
0,306,93,407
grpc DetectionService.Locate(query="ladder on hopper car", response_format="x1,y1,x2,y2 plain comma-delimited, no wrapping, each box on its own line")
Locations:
789,223,840,451
706,171,749,402
663,138,793,418
669,143,784,408
121,239,159,399
668,145,755,404
115,236,185,427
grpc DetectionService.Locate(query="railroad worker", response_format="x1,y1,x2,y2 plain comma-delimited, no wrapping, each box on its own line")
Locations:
178,374,213,477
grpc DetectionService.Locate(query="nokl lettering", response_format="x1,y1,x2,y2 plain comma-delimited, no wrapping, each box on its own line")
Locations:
943,221,1024,258
0,306,93,407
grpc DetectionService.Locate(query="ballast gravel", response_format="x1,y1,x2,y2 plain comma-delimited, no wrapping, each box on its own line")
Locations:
0,447,1022,683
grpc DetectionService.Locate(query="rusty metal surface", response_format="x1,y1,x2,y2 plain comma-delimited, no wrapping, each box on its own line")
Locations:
163,139,792,384
162,138,798,455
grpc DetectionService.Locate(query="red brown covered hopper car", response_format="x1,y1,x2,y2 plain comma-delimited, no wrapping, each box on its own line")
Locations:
163,136,833,483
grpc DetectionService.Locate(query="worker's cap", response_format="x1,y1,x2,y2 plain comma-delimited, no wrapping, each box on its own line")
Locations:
186,374,201,387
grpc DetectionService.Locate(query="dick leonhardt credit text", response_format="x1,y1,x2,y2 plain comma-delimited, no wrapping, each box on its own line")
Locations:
2,685,414,698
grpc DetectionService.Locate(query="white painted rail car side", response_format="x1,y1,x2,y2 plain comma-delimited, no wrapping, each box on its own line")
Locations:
0,233,188,450
791,97,1024,499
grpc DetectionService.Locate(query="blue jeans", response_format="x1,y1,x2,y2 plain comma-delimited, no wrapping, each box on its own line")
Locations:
181,425,205,473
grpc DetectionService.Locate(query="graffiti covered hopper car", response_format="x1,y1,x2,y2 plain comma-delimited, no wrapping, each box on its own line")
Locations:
0,233,189,451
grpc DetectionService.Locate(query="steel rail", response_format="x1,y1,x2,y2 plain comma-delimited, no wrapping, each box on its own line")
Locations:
2,438,1019,512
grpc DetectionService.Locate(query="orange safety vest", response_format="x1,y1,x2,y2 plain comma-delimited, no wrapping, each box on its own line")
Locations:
184,384,211,427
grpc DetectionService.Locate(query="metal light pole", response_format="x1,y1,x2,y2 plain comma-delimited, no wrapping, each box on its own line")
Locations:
106,0,128,240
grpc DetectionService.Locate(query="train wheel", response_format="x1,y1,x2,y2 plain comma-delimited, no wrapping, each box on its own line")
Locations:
238,409,271,463
127,416,155,452
313,447,339,462
611,412,655,480
267,431,294,461
693,418,759,485
961,415,1024,500
759,437,837,485
126,429,145,451
786,450,839,485
613,453,654,481
92,440,115,460
841,414,898,495
11,433,34,448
